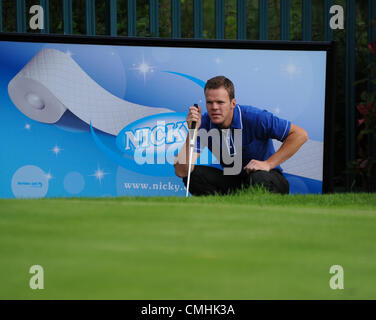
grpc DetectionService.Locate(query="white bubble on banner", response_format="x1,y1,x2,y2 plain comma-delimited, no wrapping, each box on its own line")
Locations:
11,165,49,198
63,171,85,195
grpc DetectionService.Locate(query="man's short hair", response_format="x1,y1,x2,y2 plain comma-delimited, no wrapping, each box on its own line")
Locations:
204,76,235,101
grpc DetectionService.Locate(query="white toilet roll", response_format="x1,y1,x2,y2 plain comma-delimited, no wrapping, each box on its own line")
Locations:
8,48,172,135
273,139,323,181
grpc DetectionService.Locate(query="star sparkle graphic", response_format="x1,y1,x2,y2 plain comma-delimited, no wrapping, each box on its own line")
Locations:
282,61,301,78
24,123,31,130
286,63,297,74
131,56,156,83
51,145,63,157
45,171,53,181
90,165,109,184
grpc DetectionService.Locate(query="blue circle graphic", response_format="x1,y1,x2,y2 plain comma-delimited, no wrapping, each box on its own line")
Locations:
11,165,49,198
63,171,85,195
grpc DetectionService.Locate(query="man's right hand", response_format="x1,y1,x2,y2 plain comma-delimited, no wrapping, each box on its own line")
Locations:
187,105,202,129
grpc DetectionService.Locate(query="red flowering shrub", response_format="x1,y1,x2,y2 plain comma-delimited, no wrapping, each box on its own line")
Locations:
352,41,376,191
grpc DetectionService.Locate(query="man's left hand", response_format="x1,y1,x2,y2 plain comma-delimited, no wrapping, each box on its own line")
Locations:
244,159,271,173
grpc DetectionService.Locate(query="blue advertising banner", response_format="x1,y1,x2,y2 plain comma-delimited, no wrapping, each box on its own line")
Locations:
0,38,327,198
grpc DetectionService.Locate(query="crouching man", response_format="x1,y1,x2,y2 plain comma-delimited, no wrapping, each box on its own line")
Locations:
174,75,308,195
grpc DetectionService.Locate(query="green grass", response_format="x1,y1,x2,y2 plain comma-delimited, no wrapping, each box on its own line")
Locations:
0,191,376,299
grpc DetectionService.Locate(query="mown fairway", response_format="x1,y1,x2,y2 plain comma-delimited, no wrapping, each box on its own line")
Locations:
0,192,375,299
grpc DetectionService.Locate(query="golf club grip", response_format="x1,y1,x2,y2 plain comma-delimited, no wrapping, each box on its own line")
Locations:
191,104,198,129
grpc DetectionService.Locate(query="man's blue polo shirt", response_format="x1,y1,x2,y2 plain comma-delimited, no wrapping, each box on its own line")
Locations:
195,104,291,174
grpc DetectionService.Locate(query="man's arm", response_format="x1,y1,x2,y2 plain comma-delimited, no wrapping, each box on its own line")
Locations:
174,105,202,177
174,137,201,177
244,123,308,172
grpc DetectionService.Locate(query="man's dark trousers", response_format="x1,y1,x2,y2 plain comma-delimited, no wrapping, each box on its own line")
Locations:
183,165,290,196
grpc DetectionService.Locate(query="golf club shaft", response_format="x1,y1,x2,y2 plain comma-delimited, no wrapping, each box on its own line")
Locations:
186,104,199,197
185,144,194,197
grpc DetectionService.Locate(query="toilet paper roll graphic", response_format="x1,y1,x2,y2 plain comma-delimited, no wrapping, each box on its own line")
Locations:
8,48,173,136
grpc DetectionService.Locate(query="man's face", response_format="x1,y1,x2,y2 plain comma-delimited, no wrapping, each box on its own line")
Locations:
205,86,236,128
